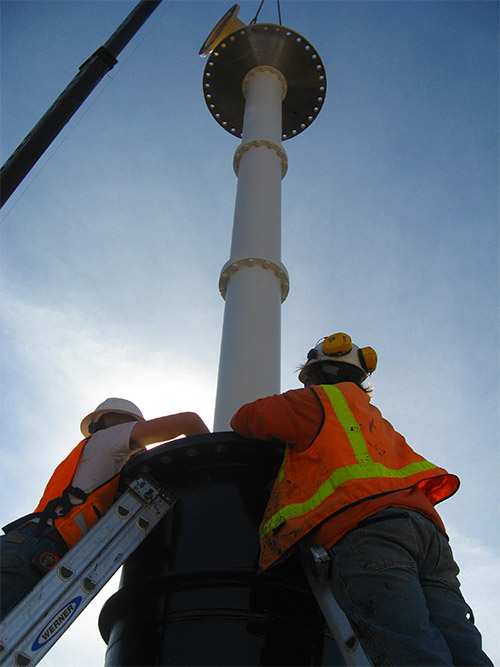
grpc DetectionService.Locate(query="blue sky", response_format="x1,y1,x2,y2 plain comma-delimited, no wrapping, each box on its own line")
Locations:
1,1,498,664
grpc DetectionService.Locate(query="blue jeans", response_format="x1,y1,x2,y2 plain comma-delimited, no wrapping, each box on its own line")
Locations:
327,508,492,666
0,523,67,620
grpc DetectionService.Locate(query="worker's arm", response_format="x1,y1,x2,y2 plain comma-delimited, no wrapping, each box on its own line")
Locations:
130,412,210,449
231,388,323,451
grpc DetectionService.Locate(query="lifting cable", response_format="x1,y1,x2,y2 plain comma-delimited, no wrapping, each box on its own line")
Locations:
249,0,282,25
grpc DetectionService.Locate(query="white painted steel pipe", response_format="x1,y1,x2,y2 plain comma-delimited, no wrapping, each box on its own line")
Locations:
214,67,288,430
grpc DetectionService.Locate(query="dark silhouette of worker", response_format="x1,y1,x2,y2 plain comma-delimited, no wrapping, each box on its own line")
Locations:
0,398,209,620
231,333,492,666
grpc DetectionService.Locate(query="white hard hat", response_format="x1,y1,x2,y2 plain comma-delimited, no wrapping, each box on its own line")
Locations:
298,333,377,384
80,398,145,436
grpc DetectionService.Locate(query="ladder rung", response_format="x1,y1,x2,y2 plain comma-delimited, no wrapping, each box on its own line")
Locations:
0,475,175,667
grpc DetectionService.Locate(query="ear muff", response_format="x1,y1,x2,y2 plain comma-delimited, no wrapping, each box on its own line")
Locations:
322,333,352,357
306,348,319,361
358,346,378,374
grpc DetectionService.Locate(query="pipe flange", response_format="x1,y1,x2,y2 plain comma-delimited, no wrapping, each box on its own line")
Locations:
219,257,290,302
233,140,288,178
242,66,287,100
202,23,326,140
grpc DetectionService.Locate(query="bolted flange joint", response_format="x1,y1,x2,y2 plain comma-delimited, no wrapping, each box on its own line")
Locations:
242,66,288,101
219,257,290,303
233,140,288,178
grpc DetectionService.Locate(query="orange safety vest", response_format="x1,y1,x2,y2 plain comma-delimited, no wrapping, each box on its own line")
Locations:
32,438,121,548
258,383,459,570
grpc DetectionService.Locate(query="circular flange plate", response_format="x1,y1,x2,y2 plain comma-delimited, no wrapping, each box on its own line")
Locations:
202,24,326,140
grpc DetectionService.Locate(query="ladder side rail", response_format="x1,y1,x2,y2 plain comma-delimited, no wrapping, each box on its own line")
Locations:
0,476,175,667
0,483,149,646
7,494,173,667
60,489,173,600
298,544,372,667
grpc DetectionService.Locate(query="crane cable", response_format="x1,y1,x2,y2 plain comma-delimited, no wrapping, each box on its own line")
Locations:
250,0,282,25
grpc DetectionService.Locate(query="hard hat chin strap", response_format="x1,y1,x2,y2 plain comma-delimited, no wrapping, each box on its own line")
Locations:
88,413,138,434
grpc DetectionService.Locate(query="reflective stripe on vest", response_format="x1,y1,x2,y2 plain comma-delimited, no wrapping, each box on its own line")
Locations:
72,511,91,537
261,385,441,541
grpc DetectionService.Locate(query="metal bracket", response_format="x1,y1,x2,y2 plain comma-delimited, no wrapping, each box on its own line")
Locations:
79,46,117,72
128,475,177,518
308,544,332,581
298,543,373,666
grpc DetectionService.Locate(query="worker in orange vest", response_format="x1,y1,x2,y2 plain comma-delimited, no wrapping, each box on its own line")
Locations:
231,333,492,666
0,398,209,620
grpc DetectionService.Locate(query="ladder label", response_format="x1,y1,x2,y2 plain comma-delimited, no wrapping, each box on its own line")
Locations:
31,596,82,651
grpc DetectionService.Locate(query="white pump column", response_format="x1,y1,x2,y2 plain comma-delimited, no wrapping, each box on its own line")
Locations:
214,66,289,430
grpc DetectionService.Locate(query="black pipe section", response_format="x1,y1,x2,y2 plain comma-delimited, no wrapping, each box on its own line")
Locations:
99,433,345,666
0,0,162,207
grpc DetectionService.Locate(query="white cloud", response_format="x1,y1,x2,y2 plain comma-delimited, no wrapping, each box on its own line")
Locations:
0,288,216,522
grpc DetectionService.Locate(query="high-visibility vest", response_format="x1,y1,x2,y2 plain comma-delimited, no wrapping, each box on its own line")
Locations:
32,438,121,548
259,383,459,570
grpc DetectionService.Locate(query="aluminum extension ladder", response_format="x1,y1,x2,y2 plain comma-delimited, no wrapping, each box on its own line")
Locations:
0,474,176,667
299,544,373,667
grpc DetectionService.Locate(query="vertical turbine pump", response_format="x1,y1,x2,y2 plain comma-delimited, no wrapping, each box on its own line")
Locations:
200,4,326,429
99,9,338,666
